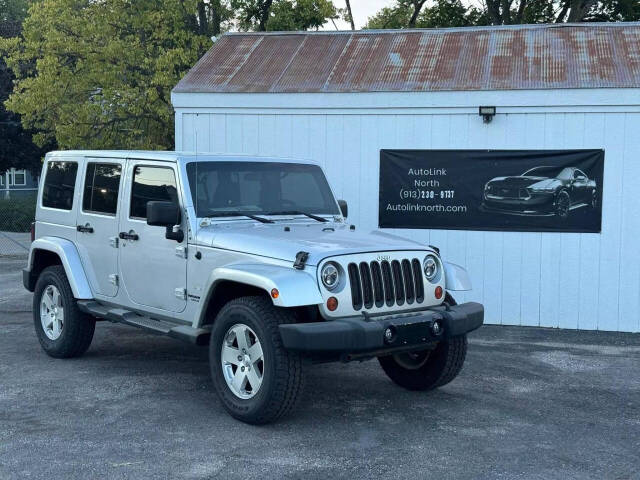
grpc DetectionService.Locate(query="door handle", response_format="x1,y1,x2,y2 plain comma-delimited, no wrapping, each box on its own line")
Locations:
119,231,139,241
77,224,94,233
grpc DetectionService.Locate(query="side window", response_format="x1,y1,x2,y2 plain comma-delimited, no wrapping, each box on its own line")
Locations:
12,169,26,186
82,163,122,215
42,161,78,210
130,166,178,219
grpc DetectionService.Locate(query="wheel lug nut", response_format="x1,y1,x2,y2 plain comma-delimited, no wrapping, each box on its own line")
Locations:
237,355,242,361
241,366,245,372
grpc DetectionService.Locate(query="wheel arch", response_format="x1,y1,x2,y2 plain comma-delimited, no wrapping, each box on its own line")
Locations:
195,264,323,328
26,237,93,299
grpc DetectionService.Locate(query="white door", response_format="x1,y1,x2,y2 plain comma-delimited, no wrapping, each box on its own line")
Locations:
75,158,124,297
118,161,187,313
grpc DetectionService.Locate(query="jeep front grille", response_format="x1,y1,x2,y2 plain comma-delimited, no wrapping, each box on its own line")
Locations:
347,258,425,311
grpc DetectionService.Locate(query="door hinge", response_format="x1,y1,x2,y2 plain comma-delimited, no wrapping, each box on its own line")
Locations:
175,245,187,258
108,274,119,286
109,236,119,248
174,288,186,300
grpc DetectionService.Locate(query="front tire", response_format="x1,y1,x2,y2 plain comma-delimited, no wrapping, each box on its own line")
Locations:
378,335,468,391
209,296,304,424
33,265,95,358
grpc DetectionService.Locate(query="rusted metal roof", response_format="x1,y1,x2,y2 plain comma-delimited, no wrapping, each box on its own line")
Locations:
173,23,640,93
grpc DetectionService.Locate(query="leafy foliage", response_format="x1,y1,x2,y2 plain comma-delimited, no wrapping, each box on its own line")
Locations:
365,0,640,29
232,0,338,31
1,0,214,151
0,0,46,174
2,0,339,154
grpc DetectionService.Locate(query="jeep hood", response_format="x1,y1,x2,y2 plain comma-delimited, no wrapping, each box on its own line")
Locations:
194,222,429,265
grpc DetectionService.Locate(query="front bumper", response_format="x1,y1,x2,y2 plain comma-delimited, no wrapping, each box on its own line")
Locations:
279,302,483,355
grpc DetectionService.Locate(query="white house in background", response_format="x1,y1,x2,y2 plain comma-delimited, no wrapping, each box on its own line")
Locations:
171,23,640,333
1,168,39,198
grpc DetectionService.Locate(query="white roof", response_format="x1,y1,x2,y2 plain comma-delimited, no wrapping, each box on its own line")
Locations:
45,150,316,165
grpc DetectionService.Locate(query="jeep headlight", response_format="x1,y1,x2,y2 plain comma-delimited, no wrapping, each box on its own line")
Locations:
423,255,439,282
321,262,339,290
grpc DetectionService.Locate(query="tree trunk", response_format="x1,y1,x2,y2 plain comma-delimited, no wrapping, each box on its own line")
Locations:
567,0,597,21
408,0,427,28
345,0,355,30
258,0,274,31
197,1,208,35
485,0,503,25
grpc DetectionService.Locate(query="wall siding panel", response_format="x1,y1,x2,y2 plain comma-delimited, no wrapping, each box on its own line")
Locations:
176,105,639,332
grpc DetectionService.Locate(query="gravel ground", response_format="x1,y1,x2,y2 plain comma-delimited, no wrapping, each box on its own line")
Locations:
1,258,639,479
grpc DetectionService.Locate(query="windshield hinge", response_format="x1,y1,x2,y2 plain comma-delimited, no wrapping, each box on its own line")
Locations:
293,251,309,270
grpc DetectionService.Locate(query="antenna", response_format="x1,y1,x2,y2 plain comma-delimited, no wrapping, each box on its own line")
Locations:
195,131,200,257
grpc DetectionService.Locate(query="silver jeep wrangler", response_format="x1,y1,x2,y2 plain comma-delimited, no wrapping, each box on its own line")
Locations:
24,151,484,424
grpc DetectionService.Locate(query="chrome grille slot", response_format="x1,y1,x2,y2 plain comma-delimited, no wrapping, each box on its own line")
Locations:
381,261,394,306
412,259,424,302
370,262,384,307
348,263,362,310
359,262,374,309
391,260,405,306
402,259,415,304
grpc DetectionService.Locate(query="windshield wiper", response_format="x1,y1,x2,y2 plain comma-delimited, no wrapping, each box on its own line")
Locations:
204,212,274,223
266,210,329,223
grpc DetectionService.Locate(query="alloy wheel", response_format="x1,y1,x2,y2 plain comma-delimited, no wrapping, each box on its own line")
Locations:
40,284,64,340
221,323,264,399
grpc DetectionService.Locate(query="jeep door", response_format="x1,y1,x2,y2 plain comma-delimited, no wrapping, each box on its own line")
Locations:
75,158,124,297
118,161,187,313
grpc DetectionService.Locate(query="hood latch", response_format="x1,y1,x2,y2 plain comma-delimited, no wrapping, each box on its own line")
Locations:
293,251,309,270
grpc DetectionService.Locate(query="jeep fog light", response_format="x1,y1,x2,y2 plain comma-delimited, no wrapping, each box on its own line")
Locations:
321,262,340,290
423,255,438,281
327,297,338,311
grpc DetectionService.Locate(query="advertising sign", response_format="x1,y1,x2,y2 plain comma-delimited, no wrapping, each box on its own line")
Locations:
379,149,604,233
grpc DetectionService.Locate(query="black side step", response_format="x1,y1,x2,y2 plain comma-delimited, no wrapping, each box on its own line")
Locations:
77,301,210,346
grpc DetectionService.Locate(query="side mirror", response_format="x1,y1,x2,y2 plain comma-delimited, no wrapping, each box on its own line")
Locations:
147,201,184,242
338,200,348,219
147,201,180,227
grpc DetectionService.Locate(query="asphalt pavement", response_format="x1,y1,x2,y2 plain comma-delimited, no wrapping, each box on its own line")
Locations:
1,257,639,479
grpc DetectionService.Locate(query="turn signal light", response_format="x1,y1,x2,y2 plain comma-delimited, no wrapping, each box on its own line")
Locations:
435,286,443,299
271,288,279,299
327,297,338,311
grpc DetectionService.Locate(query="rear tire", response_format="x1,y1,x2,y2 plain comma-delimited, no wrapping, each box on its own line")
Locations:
209,296,304,424
378,335,468,391
33,265,95,358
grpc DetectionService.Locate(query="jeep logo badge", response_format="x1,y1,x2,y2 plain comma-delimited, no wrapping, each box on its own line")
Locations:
376,254,390,262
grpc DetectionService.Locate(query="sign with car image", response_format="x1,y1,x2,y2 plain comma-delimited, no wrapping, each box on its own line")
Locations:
379,149,604,233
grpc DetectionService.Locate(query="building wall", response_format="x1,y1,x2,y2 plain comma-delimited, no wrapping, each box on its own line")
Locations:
174,91,640,332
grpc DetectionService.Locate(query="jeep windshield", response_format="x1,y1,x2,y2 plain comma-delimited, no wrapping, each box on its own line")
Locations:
186,161,340,218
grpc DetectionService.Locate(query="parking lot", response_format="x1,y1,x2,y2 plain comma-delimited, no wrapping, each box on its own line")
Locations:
1,256,639,479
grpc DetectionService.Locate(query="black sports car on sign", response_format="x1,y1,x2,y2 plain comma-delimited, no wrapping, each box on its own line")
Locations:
481,166,597,218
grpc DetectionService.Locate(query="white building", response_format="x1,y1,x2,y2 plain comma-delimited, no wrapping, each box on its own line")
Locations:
172,23,640,332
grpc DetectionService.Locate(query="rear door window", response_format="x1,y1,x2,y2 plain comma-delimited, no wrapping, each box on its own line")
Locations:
42,161,78,210
82,163,122,215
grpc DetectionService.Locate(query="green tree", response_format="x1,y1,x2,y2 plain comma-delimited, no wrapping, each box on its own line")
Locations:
232,0,338,31
365,0,639,29
0,0,46,175
365,0,484,29
1,0,226,151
